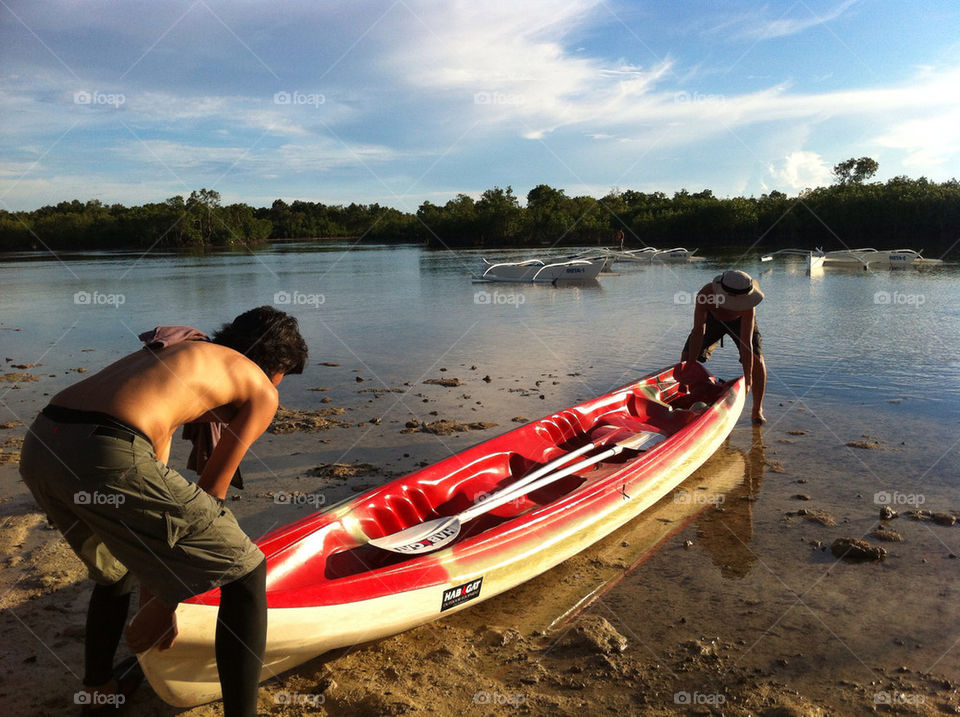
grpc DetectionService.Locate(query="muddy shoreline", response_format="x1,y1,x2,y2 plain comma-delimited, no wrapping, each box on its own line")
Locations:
1,355,959,715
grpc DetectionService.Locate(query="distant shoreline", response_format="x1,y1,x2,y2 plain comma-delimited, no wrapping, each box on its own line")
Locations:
3,177,959,257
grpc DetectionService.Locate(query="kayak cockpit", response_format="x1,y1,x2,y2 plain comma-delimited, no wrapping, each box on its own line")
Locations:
249,374,721,597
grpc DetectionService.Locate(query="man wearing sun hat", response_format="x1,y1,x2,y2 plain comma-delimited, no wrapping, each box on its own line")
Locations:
681,269,767,423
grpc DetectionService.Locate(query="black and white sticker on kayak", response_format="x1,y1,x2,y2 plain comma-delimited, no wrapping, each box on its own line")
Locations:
440,577,483,612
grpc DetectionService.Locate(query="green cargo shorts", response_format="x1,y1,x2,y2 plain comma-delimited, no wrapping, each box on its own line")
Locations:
19,412,264,606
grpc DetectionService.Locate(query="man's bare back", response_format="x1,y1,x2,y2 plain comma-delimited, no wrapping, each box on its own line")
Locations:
51,342,279,496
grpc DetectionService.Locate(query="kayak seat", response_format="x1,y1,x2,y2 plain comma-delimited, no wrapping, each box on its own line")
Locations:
597,412,667,438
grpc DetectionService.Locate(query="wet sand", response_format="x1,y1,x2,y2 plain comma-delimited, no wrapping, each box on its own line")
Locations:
1,349,959,715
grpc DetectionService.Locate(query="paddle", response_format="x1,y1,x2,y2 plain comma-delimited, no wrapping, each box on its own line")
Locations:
369,428,666,555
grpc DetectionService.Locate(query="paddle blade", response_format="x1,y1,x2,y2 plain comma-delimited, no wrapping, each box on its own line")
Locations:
368,516,461,554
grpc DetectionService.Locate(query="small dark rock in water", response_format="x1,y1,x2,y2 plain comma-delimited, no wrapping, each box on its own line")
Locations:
306,462,378,480
1,371,39,382
511,416,529,423
846,440,881,450
870,526,903,542
879,506,898,520
788,508,837,526
320,397,332,403
355,376,365,382
792,494,811,501
318,362,340,366
482,375,492,383
831,537,886,561
933,512,957,526
369,417,381,425
423,378,462,387
404,420,419,428
470,365,477,370
683,540,694,549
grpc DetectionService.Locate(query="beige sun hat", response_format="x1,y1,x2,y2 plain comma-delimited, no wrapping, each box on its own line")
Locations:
712,270,764,311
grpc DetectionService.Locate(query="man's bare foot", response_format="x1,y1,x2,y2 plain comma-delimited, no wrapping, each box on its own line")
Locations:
751,412,766,424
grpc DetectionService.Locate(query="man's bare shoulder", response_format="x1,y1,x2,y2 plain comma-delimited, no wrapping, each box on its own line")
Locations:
154,341,276,395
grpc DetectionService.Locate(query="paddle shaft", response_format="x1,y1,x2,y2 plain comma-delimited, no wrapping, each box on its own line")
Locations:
367,428,665,554
458,433,662,523
471,440,598,512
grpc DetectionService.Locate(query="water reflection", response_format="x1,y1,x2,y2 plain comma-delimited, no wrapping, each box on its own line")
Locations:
694,428,766,580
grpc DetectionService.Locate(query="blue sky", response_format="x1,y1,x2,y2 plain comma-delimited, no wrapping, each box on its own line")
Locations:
2,0,959,212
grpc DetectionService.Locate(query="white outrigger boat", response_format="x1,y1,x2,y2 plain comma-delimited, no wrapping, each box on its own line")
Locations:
760,248,825,272
613,246,697,263
762,247,942,271
477,257,604,282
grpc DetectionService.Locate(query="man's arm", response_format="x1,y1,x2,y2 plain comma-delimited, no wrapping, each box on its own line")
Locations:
197,383,279,499
738,310,755,393
684,299,709,364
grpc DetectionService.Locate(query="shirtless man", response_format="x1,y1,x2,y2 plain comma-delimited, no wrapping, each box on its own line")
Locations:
681,270,767,423
19,306,307,717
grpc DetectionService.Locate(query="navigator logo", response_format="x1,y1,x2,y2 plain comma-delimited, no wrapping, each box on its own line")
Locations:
441,577,483,612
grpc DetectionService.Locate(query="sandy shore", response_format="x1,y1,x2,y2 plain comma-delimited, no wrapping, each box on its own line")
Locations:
1,352,959,716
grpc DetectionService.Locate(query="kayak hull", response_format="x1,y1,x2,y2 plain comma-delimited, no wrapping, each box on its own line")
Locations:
140,364,744,706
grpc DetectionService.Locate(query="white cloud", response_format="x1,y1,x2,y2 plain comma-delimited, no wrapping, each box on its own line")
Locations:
767,151,833,192
710,0,860,41
874,107,960,172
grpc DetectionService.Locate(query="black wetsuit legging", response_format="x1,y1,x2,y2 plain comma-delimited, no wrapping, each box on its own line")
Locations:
84,559,267,717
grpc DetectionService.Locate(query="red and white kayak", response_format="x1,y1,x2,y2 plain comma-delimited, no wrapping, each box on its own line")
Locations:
139,362,744,706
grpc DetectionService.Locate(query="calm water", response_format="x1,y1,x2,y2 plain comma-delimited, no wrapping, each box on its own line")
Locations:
2,243,959,421
3,243,960,702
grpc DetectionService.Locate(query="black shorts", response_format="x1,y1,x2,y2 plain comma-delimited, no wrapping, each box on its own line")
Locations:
683,312,763,362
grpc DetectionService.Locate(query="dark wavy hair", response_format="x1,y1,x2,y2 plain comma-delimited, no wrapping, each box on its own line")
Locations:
212,306,308,376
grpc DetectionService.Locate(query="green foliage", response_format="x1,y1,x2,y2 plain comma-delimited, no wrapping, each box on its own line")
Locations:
2,164,959,255
833,157,879,185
